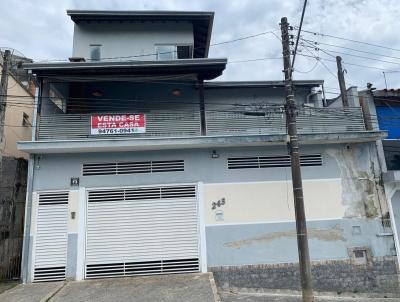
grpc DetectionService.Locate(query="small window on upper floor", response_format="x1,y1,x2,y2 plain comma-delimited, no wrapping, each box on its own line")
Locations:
176,45,192,59
90,44,102,61
22,112,30,127
156,45,193,60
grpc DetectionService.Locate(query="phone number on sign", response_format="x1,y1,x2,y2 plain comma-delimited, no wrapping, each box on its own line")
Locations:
97,128,143,134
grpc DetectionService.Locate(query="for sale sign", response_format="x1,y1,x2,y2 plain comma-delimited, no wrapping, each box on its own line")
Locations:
91,114,146,135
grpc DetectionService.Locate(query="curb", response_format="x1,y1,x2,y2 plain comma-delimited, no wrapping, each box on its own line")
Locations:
41,282,66,302
208,272,222,302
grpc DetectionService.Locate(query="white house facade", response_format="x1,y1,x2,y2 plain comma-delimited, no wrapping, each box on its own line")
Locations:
18,10,399,294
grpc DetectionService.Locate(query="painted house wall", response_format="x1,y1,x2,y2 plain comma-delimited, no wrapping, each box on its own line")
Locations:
25,142,394,280
32,145,341,191
72,22,194,61
376,106,400,139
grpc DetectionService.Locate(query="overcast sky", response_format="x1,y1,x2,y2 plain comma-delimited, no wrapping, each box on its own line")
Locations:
1,0,400,97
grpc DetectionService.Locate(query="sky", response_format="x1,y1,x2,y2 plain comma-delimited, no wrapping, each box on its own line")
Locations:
1,0,400,98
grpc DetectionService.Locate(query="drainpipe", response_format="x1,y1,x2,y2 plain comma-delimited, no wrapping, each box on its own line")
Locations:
21,154,35,283
21,78,41,283
321,84,327,107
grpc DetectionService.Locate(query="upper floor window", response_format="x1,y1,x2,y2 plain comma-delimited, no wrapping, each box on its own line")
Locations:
22,112,30,127
90,44,102,61
156,45,193,60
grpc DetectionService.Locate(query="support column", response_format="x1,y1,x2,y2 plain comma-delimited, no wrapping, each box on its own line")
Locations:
198,79,206,136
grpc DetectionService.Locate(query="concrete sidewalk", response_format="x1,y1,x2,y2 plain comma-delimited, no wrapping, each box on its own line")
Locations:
0,273,218,302
0,281,64,302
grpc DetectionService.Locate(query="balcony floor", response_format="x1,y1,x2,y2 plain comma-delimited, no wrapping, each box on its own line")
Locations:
18,131,387,154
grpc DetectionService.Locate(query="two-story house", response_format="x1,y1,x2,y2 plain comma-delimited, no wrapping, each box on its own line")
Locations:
18,10,398,294
359,88,400,274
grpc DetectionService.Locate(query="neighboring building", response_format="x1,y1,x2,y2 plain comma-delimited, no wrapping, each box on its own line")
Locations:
0,50,35,280
18,10,397,294
0,52,35,158
359,88,400,275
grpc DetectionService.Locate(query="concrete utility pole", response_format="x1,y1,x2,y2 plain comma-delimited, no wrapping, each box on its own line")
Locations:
336,56,349,107
0,50,11,153
280,17,314,302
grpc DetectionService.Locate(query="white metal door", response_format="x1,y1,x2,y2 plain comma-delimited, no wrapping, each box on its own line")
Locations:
85,185,199,279
33,192,68,282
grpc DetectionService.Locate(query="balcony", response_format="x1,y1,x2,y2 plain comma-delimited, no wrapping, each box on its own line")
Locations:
18,105,387,154
36,107,367,141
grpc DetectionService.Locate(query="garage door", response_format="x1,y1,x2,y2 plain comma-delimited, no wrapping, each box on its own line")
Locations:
85,185,200,279
33,192,68,282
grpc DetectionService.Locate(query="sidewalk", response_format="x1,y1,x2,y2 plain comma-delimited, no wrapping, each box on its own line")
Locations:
0,273,218,302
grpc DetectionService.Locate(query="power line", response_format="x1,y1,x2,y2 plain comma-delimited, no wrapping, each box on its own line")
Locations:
297,53,400,72
229,57,282,63
299,38,364,89
0,93,291,107
211,30,277,46
294,60,319,74
301,44,400,67
6,87,400,105
300,38,400,62
35,29,279,63
291,0,308,70
299,42,338,80
298,28,400,53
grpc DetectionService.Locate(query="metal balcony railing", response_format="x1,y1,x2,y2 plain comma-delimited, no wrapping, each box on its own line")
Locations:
37,107,366,141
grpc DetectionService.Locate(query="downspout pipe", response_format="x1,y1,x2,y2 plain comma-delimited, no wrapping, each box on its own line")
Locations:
21,78,41,283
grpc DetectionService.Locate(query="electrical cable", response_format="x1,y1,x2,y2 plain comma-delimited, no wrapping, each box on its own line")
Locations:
299,42,338,80
35,29,279,63
299,38,400,61
291,0,308,70
297,28,400,53
297,53,400,72
301,44,400,67
294,60,319,74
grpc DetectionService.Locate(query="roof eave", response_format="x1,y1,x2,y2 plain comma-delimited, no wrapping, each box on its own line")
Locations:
204,80,324,88
23,58,227,80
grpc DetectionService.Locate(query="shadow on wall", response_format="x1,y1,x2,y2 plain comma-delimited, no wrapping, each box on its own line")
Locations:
0,157,27,280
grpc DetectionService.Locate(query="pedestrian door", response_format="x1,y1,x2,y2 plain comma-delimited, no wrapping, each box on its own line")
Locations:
33,192,69,282
85,185,200,279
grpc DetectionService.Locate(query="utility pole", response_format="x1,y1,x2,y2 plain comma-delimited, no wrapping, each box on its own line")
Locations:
336,56,349,107
0,49,11,153
280,17,314,302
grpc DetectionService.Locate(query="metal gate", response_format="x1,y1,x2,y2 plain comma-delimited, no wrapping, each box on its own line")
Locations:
33,192,68,282
85,185,200,279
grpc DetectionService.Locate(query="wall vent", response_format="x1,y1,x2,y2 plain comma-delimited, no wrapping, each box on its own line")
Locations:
34,266,66,282
88,185,196,203
82,160,184,176
38,192,69,205
86,258,199,279
228,154,322,169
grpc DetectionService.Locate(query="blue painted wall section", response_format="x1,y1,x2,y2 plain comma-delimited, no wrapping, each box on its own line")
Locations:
376,106,400,139
206,218,394,267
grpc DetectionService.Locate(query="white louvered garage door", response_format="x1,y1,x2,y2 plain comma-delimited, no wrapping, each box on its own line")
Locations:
85,185,199,279
33,192,68,282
